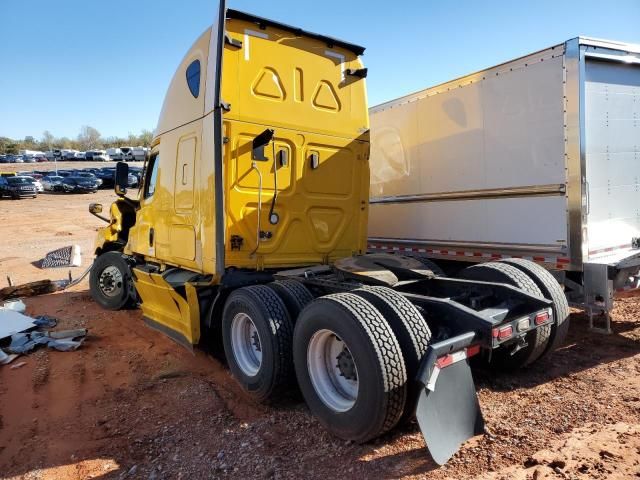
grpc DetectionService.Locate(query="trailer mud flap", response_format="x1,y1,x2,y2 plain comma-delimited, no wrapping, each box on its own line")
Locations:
415,332,484,465
132,269,201,347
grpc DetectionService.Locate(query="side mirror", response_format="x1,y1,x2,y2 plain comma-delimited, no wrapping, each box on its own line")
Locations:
89,202,109,223
115,161,129,196
89,203,103,214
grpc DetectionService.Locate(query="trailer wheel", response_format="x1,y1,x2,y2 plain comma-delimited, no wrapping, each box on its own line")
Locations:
222,285,294,402
498,258,569,355
352,286,430,418
294,293,407,442
269,280,314,322
460,262,550,368
89,251,135,310
416,257,445,276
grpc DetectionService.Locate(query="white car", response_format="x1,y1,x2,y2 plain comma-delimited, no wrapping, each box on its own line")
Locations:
41,175,64,191
17,176,43,193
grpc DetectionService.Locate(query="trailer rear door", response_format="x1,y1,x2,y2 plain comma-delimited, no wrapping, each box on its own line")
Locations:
584,57,640,258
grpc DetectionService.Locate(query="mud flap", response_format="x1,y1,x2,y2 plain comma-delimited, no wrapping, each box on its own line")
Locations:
132,269,201,347
415,331,484,465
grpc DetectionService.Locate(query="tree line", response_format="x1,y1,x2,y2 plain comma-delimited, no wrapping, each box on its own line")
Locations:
0,126,154,154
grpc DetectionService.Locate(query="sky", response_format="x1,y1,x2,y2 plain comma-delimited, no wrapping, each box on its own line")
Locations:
0,0,639,141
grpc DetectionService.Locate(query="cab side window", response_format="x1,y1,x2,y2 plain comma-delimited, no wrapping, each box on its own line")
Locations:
186,60,201,98
145,154,159,198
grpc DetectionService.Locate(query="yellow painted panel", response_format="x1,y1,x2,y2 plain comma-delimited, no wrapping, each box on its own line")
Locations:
225,118,370,269
175,136,196,212
170,224,196,261
133,269,200,345
222,19,369,140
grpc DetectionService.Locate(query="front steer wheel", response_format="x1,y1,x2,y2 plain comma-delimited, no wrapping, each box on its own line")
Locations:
89,251,136,310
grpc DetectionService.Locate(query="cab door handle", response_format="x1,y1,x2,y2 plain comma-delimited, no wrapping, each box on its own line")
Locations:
149,228,155,246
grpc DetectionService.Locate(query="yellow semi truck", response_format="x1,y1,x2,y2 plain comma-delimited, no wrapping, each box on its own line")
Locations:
87,3,567,464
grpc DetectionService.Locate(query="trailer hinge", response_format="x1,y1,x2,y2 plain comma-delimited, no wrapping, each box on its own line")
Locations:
220,101,231,112
224,34,242,49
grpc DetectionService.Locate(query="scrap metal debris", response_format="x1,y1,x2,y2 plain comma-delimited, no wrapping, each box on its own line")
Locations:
40,245,82,268
0,349,19,365
0,309,36,341
8,329,87,354
0,279,69,302
1,304,87,366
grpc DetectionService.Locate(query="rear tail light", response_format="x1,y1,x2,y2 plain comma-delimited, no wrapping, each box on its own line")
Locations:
535,311,550,325
492,325,513,340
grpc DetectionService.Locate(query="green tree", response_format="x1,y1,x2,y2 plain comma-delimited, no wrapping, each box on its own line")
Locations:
77,125,102,150
41,130,55,151
138,129,153,147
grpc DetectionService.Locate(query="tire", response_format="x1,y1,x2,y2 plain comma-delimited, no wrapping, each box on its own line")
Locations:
460,262,550,368
415,257,445,276
352,286,431,419
89,251,136,310
222,285,294,402
294,293,407,443
498,258,570,355
269,280,314,322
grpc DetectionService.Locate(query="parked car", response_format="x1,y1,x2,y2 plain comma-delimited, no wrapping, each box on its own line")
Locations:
74,171,103,186
18,176,43,192
95,168,116,188
61,176,99,193
41,175,65,191
0,176,37,199
22,155,36,163
8,155,23,163
34,154,48,162
0,155,7,163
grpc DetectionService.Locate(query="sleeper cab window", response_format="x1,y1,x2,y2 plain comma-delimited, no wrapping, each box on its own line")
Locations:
186,59,201,98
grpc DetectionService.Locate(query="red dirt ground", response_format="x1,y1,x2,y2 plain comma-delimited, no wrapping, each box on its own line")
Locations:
1,170,639,479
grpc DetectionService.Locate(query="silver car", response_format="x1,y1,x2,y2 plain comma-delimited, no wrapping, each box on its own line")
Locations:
41,175,64,192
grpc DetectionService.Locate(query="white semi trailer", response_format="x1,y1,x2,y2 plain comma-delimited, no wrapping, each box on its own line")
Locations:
368,37,640,333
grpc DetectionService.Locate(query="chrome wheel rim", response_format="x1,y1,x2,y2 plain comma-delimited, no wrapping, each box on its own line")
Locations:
231,313,263,377
307,329,358,412
98,265,123,297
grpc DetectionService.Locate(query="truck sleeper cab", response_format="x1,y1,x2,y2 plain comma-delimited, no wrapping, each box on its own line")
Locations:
88,5,567,465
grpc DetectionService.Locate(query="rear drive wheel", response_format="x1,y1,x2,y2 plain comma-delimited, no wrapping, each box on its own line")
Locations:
498,258,569,355
89,251,135,310
294,293,407,442
269,279,314,322
352,286,430,419
460,262,550,368
222,285,294,402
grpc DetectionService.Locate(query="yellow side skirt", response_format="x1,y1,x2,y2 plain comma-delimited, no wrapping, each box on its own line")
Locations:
132,269,201,346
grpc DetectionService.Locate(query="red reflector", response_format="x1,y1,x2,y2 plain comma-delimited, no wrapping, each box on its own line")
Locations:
535,311,549,325
466,344,481,358
498,325,513,340
436,354,453,369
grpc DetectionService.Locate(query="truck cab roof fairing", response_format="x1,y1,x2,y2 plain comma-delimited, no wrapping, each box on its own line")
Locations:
226,9,366,56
